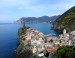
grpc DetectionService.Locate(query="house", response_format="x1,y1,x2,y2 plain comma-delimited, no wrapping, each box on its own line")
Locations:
69,31,75,46
45,42,56,53
25,36,32,41
38,32,44,38
26,29,31,35
47,37,52,42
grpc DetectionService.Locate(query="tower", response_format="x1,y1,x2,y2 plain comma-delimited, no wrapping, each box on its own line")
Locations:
63,29,66,34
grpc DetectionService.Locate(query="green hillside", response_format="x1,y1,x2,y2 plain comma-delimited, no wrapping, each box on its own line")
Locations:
53,6,75,32
15,15,60,24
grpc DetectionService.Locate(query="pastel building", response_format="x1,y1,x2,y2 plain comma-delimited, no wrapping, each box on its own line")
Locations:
25,36,32,41
38,32,44,38
46,37,53,42
45,42,56,53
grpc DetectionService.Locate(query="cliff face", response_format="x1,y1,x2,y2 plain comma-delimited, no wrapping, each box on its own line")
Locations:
16,27,33,58
53,6,75,32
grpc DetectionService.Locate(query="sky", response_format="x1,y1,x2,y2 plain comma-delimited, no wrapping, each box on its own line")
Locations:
0,0,75,23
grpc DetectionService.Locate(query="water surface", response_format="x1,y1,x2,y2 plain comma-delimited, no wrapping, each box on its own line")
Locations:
0,23,56,58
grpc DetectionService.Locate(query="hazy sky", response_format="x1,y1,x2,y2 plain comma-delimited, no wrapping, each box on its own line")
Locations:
0,0,75,23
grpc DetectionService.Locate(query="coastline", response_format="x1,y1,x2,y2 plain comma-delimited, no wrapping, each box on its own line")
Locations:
16,25,75,58
16,26,58,58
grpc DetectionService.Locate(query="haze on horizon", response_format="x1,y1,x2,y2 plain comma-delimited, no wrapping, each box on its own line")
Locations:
0,0,75,23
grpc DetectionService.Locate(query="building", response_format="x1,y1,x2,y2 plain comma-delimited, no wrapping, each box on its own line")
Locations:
69,31,75,46
59,29,70,45
63,29,67,34
25,36,32,41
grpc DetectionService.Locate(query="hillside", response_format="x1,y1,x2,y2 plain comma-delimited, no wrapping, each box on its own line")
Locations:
15,15,60,24
53,6,75,32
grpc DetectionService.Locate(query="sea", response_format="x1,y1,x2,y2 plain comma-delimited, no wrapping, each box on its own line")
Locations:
0,23,56,58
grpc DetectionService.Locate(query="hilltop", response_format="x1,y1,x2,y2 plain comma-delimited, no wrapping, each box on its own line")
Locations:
15,15,60,24
53,6,75,32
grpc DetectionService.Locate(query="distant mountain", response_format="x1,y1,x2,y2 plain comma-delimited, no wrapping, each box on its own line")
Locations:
53,6,75,32
15,15,60,24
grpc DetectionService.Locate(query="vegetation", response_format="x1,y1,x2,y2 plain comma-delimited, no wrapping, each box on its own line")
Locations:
18,26,29,36
53,6,75,32
18,27,26,36
17,30,33,58
16,15,60,24
16,46,33,58
17,26,40,58
53,46,75,58
17,25,43,58
16,22,33,58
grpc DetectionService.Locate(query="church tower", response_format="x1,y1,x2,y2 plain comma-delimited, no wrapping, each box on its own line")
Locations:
63,29,66,34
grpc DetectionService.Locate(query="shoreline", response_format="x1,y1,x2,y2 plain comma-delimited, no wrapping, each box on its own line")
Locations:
16,25,75,58
16,26,59,58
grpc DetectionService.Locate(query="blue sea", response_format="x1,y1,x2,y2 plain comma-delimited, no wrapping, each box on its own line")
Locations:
0,23,56,58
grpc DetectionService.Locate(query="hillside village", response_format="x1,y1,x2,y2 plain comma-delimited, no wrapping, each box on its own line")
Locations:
17,27,75,58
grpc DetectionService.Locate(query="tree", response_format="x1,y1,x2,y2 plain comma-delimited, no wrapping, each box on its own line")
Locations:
53,46,75,58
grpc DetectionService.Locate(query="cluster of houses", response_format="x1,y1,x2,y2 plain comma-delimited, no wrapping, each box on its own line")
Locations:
22,28,75,58
59,29,75,46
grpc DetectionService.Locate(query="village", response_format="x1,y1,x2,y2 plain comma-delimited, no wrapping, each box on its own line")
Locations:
20,28,75,58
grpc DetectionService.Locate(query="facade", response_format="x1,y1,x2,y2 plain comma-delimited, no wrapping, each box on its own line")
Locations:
25,36,32,41
69,31,75,46
59,29,70,46
23,28,75,58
